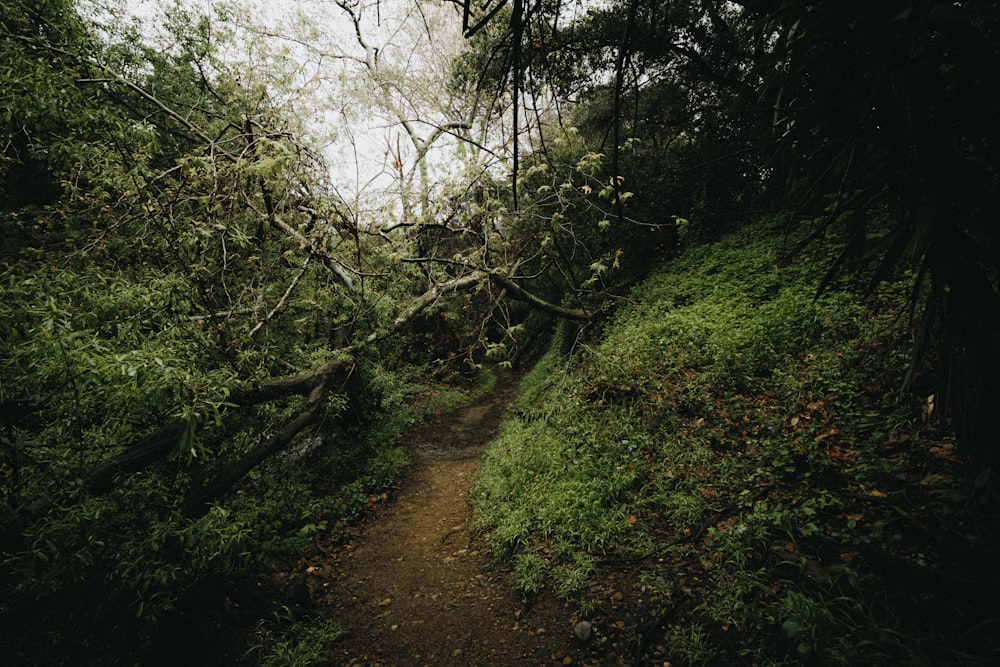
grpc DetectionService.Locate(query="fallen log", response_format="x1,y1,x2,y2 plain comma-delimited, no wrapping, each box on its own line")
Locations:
0,269,591,543
0,358,355,544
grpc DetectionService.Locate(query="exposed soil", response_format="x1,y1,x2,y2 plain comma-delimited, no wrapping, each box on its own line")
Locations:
148,372,662,667
289,372,605,666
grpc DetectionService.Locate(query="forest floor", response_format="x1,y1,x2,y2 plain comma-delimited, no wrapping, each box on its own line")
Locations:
267,372,620,666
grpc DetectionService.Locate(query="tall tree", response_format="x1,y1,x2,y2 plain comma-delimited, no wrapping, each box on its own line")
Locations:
742,0,1000,470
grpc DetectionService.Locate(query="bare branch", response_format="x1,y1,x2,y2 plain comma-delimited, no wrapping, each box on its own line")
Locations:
366,271,486,344
249,256,312,337
489,271,591,321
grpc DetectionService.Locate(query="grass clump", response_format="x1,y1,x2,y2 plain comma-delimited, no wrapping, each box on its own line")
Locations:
472,219,1000,665
253,613,346,667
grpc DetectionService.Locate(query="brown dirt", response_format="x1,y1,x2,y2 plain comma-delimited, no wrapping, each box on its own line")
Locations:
297,372,603,666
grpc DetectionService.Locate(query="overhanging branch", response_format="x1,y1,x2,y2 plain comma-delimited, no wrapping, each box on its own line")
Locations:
394,259,593,323
488,271,591,321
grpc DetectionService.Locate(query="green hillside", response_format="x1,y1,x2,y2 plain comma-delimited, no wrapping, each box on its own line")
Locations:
473,220,999,665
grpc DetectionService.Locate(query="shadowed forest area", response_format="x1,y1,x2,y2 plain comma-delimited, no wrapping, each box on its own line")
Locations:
2,0,999,664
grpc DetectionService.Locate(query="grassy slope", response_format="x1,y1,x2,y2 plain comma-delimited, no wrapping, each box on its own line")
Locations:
472,220,1000,665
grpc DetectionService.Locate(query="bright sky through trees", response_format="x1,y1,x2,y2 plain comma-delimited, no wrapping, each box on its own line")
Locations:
119,0,471,220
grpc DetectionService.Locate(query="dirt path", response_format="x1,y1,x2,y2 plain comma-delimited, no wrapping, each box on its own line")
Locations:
303,373,592,666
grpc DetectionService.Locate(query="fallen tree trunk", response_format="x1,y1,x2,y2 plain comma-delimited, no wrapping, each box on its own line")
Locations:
91,356,355,498
0,276,474,541
0,270,590,543
182,359,351,518
0,358,355,543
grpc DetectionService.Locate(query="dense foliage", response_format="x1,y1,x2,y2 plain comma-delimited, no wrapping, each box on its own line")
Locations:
2,0,998,663
0,0,473,661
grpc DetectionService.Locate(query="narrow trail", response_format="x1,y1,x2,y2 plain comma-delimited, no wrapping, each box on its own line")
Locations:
301,372,588,666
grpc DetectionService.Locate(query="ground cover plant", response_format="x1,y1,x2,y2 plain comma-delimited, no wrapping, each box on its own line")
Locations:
472,219,1000,665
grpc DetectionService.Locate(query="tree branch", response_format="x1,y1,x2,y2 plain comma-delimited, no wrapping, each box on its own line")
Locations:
489,271,591,321
273,215,356,293
249,256,311,337
366,271,486,344
395,259,593,322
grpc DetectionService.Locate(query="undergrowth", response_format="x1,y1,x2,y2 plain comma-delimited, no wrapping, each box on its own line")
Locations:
472,219,1000,665
251,612,347,667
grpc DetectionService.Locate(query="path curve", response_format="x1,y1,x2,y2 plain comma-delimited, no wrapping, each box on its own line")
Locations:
305,373,584,666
